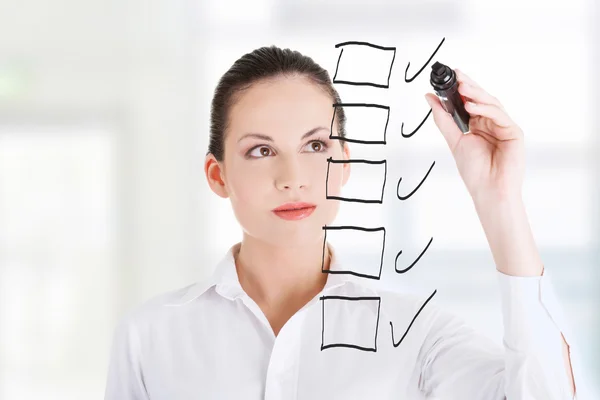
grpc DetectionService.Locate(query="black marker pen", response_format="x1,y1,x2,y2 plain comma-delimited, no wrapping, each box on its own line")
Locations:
429,61,470,133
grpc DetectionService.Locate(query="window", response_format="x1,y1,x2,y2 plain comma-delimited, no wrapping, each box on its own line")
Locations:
0,125,116,399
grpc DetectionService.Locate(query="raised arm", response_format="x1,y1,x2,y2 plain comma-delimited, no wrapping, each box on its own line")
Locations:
424,67,580,398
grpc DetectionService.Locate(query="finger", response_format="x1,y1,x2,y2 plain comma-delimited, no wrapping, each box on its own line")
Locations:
455,68,501,109
454,68,481,89
458,81,504,110
464,102,521,140
425,93,462,153
468,116,501,145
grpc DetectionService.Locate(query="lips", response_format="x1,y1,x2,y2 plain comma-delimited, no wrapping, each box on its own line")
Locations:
272,202,316,221
272,202,316,212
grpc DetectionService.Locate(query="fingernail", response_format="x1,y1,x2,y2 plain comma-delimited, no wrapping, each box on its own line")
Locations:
425,94,433,107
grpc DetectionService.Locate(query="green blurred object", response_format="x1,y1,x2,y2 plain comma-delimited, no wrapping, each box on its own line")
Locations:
0,62,31,100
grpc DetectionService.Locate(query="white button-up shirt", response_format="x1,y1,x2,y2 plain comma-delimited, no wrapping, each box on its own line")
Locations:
105,242,590,399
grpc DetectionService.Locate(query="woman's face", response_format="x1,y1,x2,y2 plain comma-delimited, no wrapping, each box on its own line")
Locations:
205,74,351,248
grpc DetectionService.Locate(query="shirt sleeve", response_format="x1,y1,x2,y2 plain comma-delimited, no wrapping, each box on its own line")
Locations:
416,267,584,400
104,314,150,400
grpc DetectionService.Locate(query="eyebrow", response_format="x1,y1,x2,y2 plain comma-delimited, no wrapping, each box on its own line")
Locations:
237,126,329,143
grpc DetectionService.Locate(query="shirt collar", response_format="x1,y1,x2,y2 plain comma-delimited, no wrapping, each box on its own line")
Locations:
170,241,362,306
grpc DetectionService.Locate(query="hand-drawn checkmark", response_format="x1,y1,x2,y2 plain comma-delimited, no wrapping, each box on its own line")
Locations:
402,108,432,138
396,161,436,201
405,37,446,83
390,289,438,348
395,236,434,274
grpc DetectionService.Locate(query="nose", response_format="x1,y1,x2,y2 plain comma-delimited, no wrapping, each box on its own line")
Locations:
275,155,307,191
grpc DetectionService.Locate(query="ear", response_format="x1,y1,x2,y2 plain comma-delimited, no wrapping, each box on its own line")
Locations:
341,143,351,186
205,153,229,199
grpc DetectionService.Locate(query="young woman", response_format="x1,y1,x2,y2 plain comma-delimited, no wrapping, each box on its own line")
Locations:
105,45,584,399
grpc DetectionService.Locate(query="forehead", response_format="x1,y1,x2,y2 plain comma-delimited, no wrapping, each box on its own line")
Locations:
227,75,334,140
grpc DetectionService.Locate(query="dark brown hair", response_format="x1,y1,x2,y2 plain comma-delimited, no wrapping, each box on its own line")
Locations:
207,45,346,162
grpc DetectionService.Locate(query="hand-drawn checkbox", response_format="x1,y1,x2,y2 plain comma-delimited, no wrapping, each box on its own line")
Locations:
326,157,387,204
332,41,396,88
321,226,385,280
320,295,381,352
330,103,390,145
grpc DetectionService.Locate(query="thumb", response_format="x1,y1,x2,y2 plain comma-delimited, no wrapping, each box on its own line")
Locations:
425,93,463,153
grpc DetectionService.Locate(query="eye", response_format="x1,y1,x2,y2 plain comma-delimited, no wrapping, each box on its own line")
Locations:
246,139,329,159
305,140,329,153
247,145,273,158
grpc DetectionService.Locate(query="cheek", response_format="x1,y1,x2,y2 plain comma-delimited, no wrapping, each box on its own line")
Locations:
324,161,346,197
227,163,267,204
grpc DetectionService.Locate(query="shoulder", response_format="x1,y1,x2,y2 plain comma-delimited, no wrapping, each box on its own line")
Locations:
114,278,214,336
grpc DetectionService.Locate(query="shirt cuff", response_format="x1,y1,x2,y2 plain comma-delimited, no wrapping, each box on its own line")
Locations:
496,268,572,347
496,267,577,398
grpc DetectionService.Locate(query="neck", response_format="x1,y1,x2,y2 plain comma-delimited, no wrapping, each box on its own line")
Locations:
234,235,331,313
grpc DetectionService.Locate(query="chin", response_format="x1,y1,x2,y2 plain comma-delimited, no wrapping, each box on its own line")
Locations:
263,224,326,248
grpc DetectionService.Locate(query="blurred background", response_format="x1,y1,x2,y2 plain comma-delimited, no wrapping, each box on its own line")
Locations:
0,0,598,398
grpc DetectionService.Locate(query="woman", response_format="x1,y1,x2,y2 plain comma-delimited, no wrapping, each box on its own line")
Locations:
105,45,583,399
